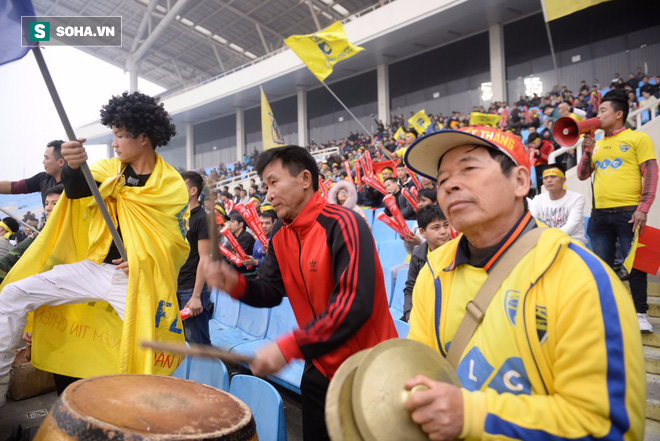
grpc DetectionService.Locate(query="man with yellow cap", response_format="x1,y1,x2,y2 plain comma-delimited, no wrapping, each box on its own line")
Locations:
529,164,586,243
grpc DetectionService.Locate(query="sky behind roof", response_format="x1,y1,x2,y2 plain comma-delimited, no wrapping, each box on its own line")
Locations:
0,46,164,181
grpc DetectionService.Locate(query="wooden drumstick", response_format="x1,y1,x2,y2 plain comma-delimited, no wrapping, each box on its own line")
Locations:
142,341,254,365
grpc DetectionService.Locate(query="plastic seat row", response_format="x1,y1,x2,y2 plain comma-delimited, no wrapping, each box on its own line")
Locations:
172,357,286,441
208,288,411,396
208,291,303,394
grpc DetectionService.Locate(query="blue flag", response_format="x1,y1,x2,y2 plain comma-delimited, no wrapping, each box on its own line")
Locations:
0,0,36,66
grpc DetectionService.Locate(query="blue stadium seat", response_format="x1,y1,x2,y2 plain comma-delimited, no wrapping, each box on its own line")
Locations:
269,361,303,395
210,303,270,351
390,267,408,316
231,298,303,395
378,240,409,303
211,290,241,330
232,298,298,359
188,357,230,391
405,220,417,234
361,207,375,226
393,319,409,338
372,215,398,243
230,375,287,441
170,356,189,379
520,129,530,144
378,240,408,269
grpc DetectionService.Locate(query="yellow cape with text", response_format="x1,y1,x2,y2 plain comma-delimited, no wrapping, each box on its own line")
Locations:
1,155,190,377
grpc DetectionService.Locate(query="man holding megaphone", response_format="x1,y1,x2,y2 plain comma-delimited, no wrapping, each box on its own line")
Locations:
576,90,658,333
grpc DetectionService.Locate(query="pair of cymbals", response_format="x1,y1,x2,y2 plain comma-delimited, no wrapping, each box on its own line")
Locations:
325,338,460,441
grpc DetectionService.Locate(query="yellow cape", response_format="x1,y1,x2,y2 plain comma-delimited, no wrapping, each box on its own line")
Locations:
1,155,190,377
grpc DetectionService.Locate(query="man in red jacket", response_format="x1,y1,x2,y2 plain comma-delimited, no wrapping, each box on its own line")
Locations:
207,145,396,441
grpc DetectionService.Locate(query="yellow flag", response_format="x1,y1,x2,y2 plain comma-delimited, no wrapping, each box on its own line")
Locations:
469,112,503,128
542,0,610,21
284,21,364,82
408,110,432,135
261,87,286,150
393,127,405,142
3,156,190,378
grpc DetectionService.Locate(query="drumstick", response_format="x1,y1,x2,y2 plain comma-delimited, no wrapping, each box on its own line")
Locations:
142,341,255,365
208,210,220,261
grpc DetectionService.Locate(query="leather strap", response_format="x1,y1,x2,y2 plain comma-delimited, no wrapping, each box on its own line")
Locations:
446,228,545,370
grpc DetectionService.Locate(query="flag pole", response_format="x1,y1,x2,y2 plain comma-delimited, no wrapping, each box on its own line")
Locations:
31,46,127,261
319,81,397,167
540,0,560,87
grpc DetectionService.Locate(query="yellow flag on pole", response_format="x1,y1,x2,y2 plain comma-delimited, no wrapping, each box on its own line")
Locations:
393,127,405,142
261,87,286,150
284,21,364,82
469,112,503,127
541,0,610,21
408,110,432,135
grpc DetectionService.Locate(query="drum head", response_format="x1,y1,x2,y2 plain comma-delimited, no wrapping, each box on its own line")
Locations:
44,374,256,440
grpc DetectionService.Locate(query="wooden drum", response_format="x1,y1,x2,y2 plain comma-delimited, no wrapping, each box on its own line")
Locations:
35,374,258,440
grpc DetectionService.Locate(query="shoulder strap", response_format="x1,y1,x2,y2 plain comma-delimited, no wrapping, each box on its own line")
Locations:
446,227,545,370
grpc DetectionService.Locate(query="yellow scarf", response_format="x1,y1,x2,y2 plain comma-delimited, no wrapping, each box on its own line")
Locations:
1,155,190,377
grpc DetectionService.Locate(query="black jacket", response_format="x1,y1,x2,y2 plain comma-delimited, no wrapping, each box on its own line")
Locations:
403,241,429,322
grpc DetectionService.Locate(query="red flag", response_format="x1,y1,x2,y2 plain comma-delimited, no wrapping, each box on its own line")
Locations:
624,225,660,275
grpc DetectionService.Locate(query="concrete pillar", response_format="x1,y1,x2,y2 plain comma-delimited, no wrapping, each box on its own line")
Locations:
489,24,507,103
297,88,308,147
377,63,390,123
185,123,194,170
236,108,245,162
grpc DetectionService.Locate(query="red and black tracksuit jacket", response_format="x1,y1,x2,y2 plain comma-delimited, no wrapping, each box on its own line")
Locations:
229,192,397,379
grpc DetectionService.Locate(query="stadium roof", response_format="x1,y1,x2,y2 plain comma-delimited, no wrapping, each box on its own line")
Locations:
32,0,388,90
32,0,542,94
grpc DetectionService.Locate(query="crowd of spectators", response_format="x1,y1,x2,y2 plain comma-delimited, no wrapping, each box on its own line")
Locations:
196,67,659,194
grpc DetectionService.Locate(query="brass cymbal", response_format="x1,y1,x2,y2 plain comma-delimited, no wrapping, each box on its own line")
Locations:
352,339,460,441
325,349,370,441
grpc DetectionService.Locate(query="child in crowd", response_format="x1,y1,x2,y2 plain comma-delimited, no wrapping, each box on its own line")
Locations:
402,204,451,322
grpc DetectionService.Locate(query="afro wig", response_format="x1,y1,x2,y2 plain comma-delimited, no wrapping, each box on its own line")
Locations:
100,91,176,148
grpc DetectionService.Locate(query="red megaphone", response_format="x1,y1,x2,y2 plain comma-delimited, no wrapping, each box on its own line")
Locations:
552,117,601,147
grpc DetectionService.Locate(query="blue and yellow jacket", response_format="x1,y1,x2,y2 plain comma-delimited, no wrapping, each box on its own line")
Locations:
408,212,645,440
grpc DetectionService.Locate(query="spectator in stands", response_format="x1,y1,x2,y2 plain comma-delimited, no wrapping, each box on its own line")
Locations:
529,164,586,243
206,145,396,441
244,208,277,269
640,76,656,96
0,185,62,284
640,89,657,108
404,125,644,441
578,90,658,333
384,177,415,220
233,186,242,204
226,210,256,275
396,163,413,189
626,73,639,89
221,191,235,213
328,180,367,222
0,140,65,206
380,166,394,182
239,188,250,205
527,132,555,193
420,176,436,191
402,205,451,322
177,171,212,345
0,217,19,259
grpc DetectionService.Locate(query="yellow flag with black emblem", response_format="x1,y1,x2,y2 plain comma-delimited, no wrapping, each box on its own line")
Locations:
469,112,503,128
261,87,286,150
408,110,432,135
284,21,364,82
